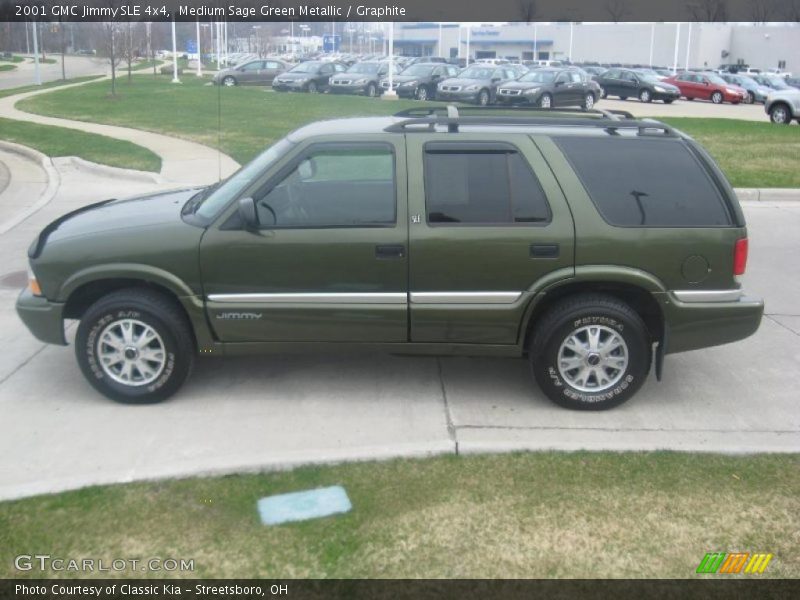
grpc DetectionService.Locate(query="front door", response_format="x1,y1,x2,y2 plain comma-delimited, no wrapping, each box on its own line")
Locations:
405,134,575,344
200,139,408,343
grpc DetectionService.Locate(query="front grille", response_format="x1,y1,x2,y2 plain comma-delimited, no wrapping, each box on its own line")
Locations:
332,80,352,85
499,89,521,96
441,85,462,92
381,82,398,90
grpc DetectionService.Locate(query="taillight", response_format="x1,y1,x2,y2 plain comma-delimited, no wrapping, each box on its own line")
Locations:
733,238,748,276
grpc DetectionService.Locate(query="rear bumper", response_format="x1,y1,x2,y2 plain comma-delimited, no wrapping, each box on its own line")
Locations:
16,288,67,346
663,291,764,354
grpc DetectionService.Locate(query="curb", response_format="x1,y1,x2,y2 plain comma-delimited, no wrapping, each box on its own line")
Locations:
58,155,164,184
0,140,60,235
734,188,799,202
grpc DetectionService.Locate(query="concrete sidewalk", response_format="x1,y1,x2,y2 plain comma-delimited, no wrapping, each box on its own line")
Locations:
0,76,240,186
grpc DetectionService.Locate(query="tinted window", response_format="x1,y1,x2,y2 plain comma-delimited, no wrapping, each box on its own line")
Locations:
256,145,395,228
554,137,732,227
424,145,551,225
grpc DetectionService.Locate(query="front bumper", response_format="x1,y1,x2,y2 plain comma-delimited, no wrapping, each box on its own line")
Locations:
396,86,418,98
272,81,309,92
16,288,67,346
663,291,764,355
437,90,481,103
496,93,536,105
653,90,680,101
329,84,370,95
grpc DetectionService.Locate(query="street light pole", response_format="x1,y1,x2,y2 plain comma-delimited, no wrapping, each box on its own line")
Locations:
438,22,442,58
196,18,202,76
465,24,471,66
685,22,692,71
31,19,41,85
649,22,655,67
171,18,180,83
672,22,680,74
569,22,574,62
383,22,397,100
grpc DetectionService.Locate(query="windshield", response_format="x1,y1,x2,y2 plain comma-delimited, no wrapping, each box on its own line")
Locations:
519,70,556,83
400,64,435,77
195,139,294,221
765,76,790,88
705,74,728,85
289,62,321,74
458,67,495,79
347,62,380,74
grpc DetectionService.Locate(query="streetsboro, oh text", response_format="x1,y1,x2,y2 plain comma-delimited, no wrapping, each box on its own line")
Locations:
179,5,407,18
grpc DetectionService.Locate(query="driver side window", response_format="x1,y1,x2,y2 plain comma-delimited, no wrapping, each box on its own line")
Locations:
254,144,396,229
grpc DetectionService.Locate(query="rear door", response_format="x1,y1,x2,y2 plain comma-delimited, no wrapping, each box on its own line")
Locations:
406,134,574,345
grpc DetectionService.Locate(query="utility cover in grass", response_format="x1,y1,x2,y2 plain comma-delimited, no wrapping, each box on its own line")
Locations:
257,486,352,525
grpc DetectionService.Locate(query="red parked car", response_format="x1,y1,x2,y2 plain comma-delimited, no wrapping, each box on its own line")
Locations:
665,71,747,104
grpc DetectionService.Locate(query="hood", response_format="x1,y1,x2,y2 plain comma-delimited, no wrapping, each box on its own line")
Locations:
385,74,426,84
653,81,680,91
499,81,543,91
439,77,491,87
30,188,200,257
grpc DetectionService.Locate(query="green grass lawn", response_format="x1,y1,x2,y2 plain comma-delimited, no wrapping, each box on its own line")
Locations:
14,76,800,188
0,55,26,63
0,64,17,72
0,118,161,172
1,452,798,579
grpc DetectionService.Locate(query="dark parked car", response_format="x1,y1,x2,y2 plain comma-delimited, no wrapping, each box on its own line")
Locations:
329,61,389,97
436,65,519,105
496,67,601,109
719,73,772,104
272,61,346,93
380,63,460,100
213,59,289,87
17,106,762,409
597,68,680,103
752,74,794,92
664,71,747,104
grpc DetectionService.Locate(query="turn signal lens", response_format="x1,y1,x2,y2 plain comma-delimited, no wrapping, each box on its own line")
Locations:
733,238,749,276
27,267,42,296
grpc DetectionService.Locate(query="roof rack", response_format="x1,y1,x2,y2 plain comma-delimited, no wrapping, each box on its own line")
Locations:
385,104,675,137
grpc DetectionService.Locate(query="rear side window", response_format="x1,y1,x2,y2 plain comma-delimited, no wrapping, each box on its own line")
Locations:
554,137,732,227
424,143,551,225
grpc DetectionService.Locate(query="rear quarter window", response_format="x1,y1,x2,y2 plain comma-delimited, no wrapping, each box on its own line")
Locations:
553,137,733,227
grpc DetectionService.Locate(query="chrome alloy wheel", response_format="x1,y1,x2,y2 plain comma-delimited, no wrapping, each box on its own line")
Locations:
557,325,629,393
97,319,166,386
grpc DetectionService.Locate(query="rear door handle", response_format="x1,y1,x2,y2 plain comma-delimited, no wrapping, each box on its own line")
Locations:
530,244,559,258
375,244,405,259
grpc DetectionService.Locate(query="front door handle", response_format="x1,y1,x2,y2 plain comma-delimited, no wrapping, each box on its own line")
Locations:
530,244,559,258
375,244,405,259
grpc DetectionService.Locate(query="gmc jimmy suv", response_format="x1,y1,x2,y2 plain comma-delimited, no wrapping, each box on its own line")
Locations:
17,106,763,410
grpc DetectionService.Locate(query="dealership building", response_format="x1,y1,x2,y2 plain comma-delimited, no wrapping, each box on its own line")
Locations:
393,22,800,73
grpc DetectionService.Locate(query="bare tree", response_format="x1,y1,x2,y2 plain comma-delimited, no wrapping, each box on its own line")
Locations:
686,0,728,21
518,0,538,23
605,0,631,22
121,21,145,82
749,0,775,22
92,21,123,96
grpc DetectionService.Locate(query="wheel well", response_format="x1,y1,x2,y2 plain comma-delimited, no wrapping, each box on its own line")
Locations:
770,101,791,113
64,278,190,323
523,282,664,350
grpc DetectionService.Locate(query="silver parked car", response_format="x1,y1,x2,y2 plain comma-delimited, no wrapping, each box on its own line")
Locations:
764,88,800,124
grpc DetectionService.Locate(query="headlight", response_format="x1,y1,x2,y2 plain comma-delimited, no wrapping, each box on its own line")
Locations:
725,88,737,94
353,78,367,85
401,80,418,86
654,86,666,92
464,84,479,92
523,88,539,95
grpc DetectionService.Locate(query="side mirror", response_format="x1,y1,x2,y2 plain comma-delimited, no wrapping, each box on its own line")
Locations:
238,197,259,231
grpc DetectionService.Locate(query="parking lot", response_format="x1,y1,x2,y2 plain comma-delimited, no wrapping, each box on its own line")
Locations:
0,154,797,500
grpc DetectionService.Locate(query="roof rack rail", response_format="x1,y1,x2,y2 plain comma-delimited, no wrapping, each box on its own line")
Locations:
385,104,674,137
393,105,636,121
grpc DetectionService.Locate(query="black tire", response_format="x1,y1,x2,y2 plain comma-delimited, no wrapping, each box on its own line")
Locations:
686,97,694,101
769,103,792,124
415,85,429,101
222,76,236,87
477,89,490,106
365,83,377,97
711,91,724,104
746,91,755,104
601,88,608,99
583,92,595,110
538,93,553,108
639,89,652,103
307,81,318,93
619,96,628,101
75,288,195,404
529,294,651,411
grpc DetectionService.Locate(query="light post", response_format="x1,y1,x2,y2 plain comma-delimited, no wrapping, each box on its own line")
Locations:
465,23,471,67
649,22,655,67
569,22,574,63
31,18,41,85
170,18,180,83
382,22,397,100
672,22,680,74
438,22,442,58
685,22,692,71
533,22,538,62
195,18,202,76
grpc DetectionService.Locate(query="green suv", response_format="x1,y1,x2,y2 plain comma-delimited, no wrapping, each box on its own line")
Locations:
16,106,763,410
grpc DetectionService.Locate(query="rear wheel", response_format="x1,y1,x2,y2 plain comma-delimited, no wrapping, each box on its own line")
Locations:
75,289,195,404
639,89,652,103
770,103,791,124
746,91,755,104
529,294,651,410
711,91,724,104
365,83,377,97
415,85,429,101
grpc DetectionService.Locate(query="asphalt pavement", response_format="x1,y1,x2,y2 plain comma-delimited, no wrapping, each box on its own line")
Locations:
0,150,797,501
0,55,107,90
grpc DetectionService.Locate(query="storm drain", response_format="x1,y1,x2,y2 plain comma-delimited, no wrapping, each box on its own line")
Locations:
0,270,27,289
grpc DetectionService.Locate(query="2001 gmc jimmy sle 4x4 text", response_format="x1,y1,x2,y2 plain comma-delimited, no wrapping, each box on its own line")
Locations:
17,106,764,410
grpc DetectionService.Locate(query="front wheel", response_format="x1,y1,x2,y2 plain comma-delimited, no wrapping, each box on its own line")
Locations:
75,289,195,404
711,91,724,104
307,81,318,93
663,98,675,104
639,89,652,103
222,76,236,87
477,89,490,106
529,294,651,410
746,91,755,104
365,83,377,97
583,92,595,110
769,103,791,124
415,85,429,101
